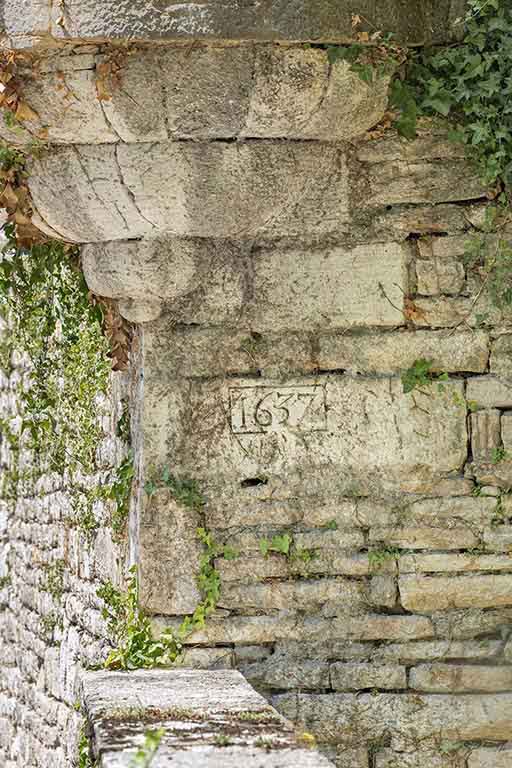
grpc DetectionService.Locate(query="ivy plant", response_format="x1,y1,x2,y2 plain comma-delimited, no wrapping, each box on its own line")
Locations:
395,0,512,193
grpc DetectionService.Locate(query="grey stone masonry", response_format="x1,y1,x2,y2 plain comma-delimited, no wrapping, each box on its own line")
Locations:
80,669,335,767
1,1,466,48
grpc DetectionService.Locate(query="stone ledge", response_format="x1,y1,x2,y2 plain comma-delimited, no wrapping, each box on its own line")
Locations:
1,1,465,47
80,668,335,767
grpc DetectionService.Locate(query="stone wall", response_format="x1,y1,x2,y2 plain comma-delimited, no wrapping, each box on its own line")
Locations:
0,315,129,767
1,2,512,767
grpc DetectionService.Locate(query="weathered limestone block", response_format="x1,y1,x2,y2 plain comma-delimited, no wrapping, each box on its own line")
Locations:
471,409,501,462
217,578,366,614
335,747,369,768
416,258,465,295
244,243,405,332
374,203,485,241
143,375,466,498
430,608,512,642
318,330,489,375
244,48,392,140
373,639,502,664
274,692,512,747
467,377,512,409
9,1,462,46
330,663,406,691
145,327,315,379
418,235,467,260
467,749,512,768
29,142,350,242
399,574,512,613
502,413,512,453
154,614,434,646
138,491,203,616
483,526,512,552
390,491,497,524
399,552,512,574
180,647,234,670
8,64,117,146
370,526,479,550
410,664,512,693
216,553,381,584
13,47,390,144
92,240,406,329
357,136,486,206
491,335,512,377
80,669,335,767
243,658,330,691
376,749,467,768
369,575,397,609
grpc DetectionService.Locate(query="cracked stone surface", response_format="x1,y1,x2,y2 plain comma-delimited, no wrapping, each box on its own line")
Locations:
80,669,335,767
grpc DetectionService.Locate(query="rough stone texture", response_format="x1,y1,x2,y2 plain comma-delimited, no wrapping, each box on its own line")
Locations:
29,142,351,242
0,333,129,767
491,335,512,376
4,12,512,768
467,748,512,767
330,663,406,691
399,574,512,612
0,1,459,46
273,691,512,746
409,664,512,693
81,669,335,767
467,377,512,409
318,330,489,375
376,750,467,768
139,491,203,615
471,409,501,462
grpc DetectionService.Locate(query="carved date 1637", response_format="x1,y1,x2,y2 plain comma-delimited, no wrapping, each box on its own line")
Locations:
229,385,327,434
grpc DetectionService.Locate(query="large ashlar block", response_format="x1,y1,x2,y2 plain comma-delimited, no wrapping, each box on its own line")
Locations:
84,239,407,330
14,0,463,45
142,375,467,496
272,692,512,746
8,47,392,144
28,142,350,242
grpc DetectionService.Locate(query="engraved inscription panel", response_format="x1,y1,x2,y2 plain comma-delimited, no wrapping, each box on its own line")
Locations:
229,385,327,434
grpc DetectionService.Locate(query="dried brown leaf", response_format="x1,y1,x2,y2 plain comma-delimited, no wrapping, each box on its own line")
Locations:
15,100,39,122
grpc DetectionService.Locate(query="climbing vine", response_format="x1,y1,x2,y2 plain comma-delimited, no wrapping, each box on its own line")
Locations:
97,525,233,671
394,0,512,196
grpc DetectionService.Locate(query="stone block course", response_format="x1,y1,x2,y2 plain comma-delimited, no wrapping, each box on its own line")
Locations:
330,663,406,691
399,574,512,612
0,0,459,46
273,692,512,745
317,330,489,375
409,664,512,693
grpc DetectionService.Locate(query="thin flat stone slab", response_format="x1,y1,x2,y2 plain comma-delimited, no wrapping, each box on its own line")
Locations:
80,669,334,767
